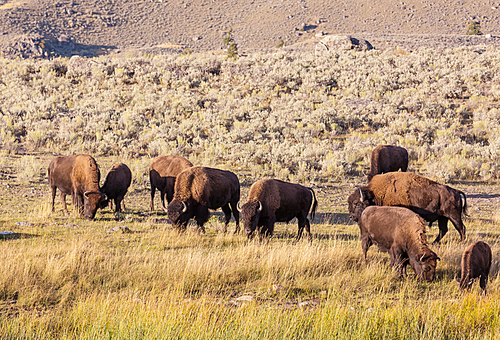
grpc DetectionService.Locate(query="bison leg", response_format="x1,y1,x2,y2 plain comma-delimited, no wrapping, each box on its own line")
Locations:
195,206,209,234
432,218,449,244
114,198,121,213
480,274,488,294
260,218,275,241
51,186,57,212
449,216,466,242
295,215,312,244
221,204,232,233
160,190,167,211
59,192,69,215
150,185,156,211
389,247,405,277
361,234,373,263
229,201,240,234
74,192,84,216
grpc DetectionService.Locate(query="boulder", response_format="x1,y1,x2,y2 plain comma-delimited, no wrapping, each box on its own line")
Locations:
315,35,373,56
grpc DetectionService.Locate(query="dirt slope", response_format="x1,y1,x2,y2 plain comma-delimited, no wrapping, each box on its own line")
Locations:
0,0,500,56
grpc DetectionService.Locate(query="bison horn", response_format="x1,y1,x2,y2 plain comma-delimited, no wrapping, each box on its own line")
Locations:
359,189,364,202
181,201,188,213
237,202,242,212
419,253,426,262
257,201,262,212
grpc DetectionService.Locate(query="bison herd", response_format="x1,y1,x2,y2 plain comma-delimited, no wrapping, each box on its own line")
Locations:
47,144,492,292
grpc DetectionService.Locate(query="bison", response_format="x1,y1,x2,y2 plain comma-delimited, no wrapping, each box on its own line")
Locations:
149,155,193,211
237,179,318,242
358,206,439,281
48,154,107,220
358,206,440,281
458,241,492,293
101,163,132,213
367,145,408,182
166,166,240,233
348,172,467,244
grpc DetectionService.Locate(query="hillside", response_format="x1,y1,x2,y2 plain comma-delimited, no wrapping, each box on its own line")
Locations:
1,0,500,57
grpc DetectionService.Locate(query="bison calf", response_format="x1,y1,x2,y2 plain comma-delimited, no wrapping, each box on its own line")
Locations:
101,163,132,213
150,155,193,211
458,241,492,293
359,206,440,281
238,179,318,242
167,166,240,233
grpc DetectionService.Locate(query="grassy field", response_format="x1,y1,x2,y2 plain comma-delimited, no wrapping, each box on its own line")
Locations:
1,152,500,339
2,46,500,338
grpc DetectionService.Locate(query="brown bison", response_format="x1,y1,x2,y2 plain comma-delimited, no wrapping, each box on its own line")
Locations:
238,179,318,242
150,155,193,211
48,154,107,220
166,166,240,233
358,206,440,281
348,172,467,244
101,163,132,213
367,145,408,182
458,241,492,293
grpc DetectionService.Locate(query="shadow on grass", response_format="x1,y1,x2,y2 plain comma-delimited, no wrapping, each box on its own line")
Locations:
0,232,39,240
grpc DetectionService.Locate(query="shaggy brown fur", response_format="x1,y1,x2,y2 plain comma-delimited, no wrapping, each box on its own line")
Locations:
367,145,408,181
359,206,439,281
238,178,318,242
167,166,240,233
459,241,492,293
149,155,193,211
348,172,467,244
101,163,132,213
48,154,106,220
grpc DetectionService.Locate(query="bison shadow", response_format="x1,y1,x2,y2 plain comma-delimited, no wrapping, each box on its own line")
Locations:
0,232,39,240
466,193,500,199
313,212,354,225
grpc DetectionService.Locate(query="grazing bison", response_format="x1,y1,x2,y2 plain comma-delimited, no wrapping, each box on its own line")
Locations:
358,206,440,281
101,163,132,213
458,241,492,293
149,155,193,211
48,154,107,220
348,172,467,244
238,179,318,242
367,145,408,182
166,166,240,233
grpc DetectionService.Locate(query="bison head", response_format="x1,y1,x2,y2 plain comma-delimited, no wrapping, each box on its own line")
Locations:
238,201,262,239
412,251,440,281
83,191,107,220
167,200,190,228
347,188,374,223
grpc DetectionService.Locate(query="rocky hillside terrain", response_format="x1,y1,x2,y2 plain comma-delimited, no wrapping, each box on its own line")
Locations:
1,0,500,57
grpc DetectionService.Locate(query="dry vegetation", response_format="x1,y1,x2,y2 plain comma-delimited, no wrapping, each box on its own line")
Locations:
1,46,500,338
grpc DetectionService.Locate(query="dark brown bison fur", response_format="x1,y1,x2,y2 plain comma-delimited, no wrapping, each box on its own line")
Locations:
48,154,107,220
238,179,318,242
167,166,240,233
348,172,467,244
458,241,492,293
101,163,132,213
359,206,439,281
149,155,193,211
367,145,408,182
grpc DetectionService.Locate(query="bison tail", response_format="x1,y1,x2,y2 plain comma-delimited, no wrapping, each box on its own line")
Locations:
309,188,318,221
460,191,468,217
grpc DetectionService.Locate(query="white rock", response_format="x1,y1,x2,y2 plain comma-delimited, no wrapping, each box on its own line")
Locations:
236,295,253,302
